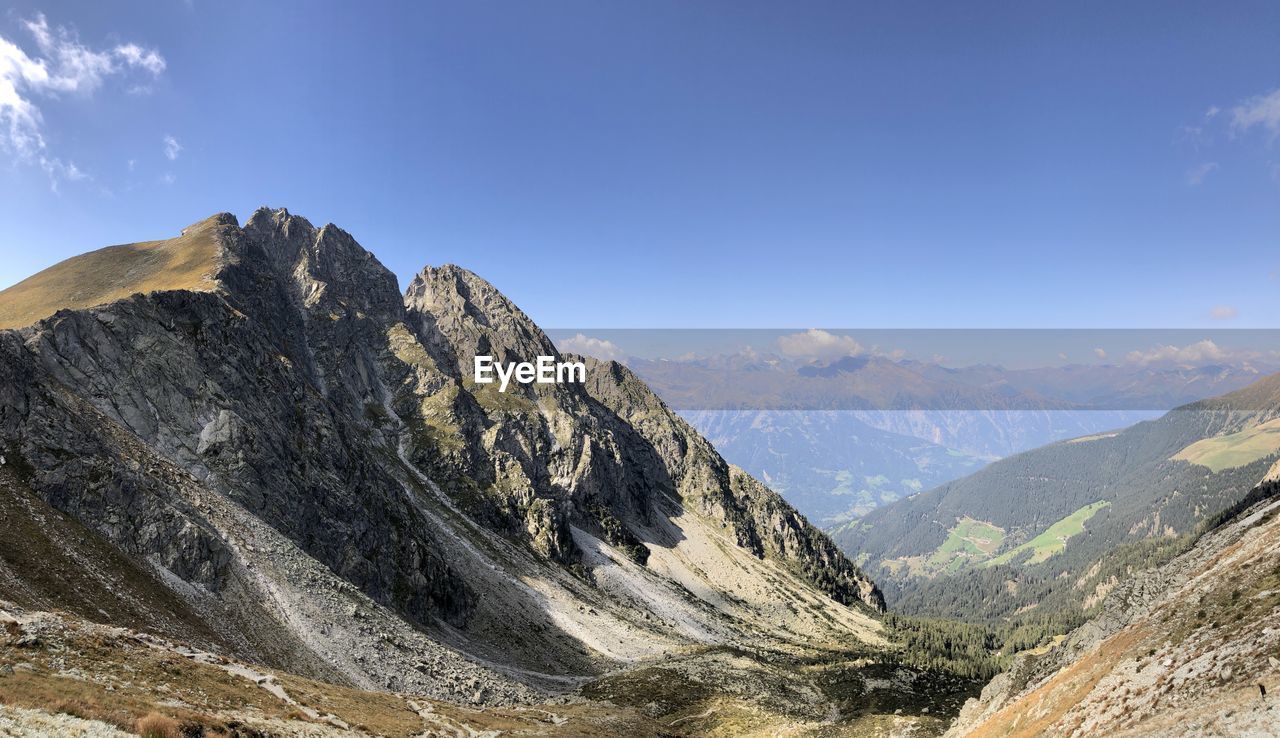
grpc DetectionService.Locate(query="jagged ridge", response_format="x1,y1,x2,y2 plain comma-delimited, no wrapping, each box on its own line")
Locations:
0,208,883,709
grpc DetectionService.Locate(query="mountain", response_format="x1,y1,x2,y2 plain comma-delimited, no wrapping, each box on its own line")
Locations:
681,409,987,524
0,208,949,735
945,481,1280,737
833,373,1280,624
0,219,224,331
628,351,1257,524
629,352,1272,419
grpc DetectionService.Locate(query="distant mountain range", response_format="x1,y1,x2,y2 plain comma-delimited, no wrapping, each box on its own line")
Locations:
630,352,1276,414
628,352,1267,523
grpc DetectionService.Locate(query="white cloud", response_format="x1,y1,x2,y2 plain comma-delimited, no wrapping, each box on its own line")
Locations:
1205,105,1221,119
1093,348,1108,360
1231,88,1280,138
42,156,85,187
114,43,165,76
159,172,175,185
0,13,165,187
557,333,625,361
1125,339,1226,365
1209,305,1238,320
1185,161,1218,185
163,134,181,160
1119,339,1280,369
777,329,864,360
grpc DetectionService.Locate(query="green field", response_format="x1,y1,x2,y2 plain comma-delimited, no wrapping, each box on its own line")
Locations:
889,517,1006,576
985,501,1110,567
1171,417,1280,472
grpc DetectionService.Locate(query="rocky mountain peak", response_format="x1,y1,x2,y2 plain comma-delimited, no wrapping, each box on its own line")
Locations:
226,207,402,320
404,264,558,376
243,205,313,239
0,208,885,717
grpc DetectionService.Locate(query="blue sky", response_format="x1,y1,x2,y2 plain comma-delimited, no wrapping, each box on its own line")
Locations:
1,1,1278,329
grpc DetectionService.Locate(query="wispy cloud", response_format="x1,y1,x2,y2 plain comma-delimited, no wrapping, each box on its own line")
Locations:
1231,88,1280,138
1176,107,1224,150
42,157,86,184
1209,305,1238,320
557,333,625,361
163,134,181,160
0,13,165,188
777,329,864,361
114,43,165,76
1185,161,1218,186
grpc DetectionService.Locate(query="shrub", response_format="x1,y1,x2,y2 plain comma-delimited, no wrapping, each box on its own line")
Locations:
53,699,92,719
135,712,181,738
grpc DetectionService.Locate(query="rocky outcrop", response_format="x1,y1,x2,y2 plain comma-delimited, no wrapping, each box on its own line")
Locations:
0,208,882,706
400,263,885,609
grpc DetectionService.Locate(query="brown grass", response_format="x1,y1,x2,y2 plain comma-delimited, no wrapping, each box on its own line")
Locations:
135,711,181,738
52,698,93,720
0,214,231,330
282,707,317,722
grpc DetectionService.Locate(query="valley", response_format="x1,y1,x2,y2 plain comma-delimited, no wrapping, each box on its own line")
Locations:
2,4,1275,735
0,210,1276,737
833,383,1280,630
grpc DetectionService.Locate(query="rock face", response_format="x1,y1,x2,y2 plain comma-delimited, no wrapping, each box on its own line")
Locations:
945,482,1280,737
0,208,882,705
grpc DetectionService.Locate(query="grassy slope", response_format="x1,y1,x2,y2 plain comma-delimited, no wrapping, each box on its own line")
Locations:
887,502,1106,578
888,518,1007,577
985,501,1109,567
1171,416,1280,472
0,215,228,330
931,518,1004,565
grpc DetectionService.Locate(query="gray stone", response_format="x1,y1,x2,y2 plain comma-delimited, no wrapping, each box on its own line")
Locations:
0,207,883,709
